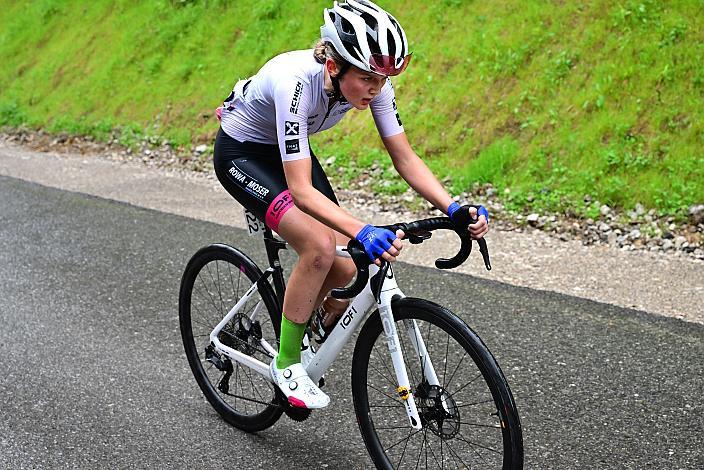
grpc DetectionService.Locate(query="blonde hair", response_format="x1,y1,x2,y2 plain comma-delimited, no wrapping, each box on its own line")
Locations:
313,39,348,69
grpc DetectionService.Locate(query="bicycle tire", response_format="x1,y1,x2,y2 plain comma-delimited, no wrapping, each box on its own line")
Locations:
351,297,523,469
179,243,283,432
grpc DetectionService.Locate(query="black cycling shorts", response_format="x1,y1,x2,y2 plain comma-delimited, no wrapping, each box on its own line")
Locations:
213,127,338,231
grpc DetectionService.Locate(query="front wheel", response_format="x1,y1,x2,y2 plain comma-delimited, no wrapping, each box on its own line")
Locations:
351,298,523,469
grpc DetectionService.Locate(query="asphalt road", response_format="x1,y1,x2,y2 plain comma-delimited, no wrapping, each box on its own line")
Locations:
1,175,702,469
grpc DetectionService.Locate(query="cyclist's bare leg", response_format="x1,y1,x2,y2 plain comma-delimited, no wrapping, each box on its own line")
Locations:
310,231,355,328
275,207,338,324
315,230,355,307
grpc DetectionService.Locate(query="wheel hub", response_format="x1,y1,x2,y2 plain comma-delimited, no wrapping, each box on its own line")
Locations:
416,383,460,439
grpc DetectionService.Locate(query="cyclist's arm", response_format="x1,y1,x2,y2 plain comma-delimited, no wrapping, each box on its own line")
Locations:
382,132,453,212
381,132,489,238
283,158,366,239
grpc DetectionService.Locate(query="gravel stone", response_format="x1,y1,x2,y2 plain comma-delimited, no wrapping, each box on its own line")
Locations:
690,204,704,225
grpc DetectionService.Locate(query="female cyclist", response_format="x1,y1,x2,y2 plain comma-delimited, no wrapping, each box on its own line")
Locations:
213,0,489,410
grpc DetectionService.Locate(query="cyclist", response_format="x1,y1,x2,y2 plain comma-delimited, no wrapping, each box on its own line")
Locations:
213,0,489,409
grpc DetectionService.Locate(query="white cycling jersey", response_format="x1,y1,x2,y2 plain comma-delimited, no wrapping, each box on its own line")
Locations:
219,49,404,161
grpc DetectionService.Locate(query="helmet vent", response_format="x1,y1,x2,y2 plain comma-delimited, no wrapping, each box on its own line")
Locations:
359,11,378,34
387,30,396,57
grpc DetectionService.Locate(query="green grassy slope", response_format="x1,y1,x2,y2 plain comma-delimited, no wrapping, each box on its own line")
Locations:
1,0,702,217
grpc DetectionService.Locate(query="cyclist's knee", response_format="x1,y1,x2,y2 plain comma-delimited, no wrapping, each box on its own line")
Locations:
300,229,336,272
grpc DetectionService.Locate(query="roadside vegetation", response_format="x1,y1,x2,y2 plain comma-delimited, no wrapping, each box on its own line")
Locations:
1,0,702,219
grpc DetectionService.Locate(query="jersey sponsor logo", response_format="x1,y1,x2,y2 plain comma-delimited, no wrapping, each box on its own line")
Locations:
284,121,300,136
246,180,270,197
289,81,303,114
285,139,300,154
228,164,270,200
265,190,295,231
228,166,247,183
392,98,397,111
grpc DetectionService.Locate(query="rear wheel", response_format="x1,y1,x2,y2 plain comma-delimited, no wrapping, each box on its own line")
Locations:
179,244,283,432
351,298,523,469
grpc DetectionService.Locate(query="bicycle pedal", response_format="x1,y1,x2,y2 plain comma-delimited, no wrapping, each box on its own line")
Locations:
284,405,312,422
276,388,313,422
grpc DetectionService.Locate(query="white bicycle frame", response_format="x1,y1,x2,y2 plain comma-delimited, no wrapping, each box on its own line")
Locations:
208,246,443,430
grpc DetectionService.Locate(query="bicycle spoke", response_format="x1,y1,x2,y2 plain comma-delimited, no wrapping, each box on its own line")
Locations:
439,426,444,469
443,332,450,385
203,263,222,317
195,275,221,314
368,358,398,389
233,361,240,410
373,423,420,431
443,439,473,469
374,342,399,387
454,397,496,408
458,421,501,429
368,382,403,404
396,427,414,469
454,432,502,455
424,431,443,470
227,262,237,300
215,261,224,315
413,425,427,470
448,371,484,397
190,293,218,316
444,350,468,388
383,427,425,452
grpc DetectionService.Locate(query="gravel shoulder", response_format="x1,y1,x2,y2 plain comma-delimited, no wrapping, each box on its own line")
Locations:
1,141,702,324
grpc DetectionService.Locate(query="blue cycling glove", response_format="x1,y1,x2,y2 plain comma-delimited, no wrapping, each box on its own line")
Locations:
355,224,397,262
447,202,489,225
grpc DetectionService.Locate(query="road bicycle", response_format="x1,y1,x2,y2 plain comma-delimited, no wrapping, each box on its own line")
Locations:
179,210,524,469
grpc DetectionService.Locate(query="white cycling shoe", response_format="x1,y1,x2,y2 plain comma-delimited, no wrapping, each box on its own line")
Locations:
270,356,330,409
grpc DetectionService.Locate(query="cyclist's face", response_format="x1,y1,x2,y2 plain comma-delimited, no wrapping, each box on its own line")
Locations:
339,67,387,110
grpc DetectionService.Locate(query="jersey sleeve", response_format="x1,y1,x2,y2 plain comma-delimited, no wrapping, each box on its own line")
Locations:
370,79,405,138
273,77,311,161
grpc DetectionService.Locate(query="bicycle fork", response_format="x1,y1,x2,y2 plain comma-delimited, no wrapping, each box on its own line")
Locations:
378,271,441,431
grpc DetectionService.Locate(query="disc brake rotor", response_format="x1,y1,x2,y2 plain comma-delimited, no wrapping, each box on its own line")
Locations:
416,383,460,439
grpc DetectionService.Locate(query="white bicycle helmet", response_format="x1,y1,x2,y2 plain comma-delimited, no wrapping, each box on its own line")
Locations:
321,0,411,77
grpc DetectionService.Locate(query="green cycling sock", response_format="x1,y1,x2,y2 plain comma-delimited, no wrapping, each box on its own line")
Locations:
276,314,307,369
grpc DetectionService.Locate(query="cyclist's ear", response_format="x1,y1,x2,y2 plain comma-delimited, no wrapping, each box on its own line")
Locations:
326,58,340,78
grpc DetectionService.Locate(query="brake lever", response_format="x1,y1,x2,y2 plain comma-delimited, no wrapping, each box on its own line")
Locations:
477,237,491,270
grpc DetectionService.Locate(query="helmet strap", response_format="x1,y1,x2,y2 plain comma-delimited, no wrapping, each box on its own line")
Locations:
328,62,351,103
